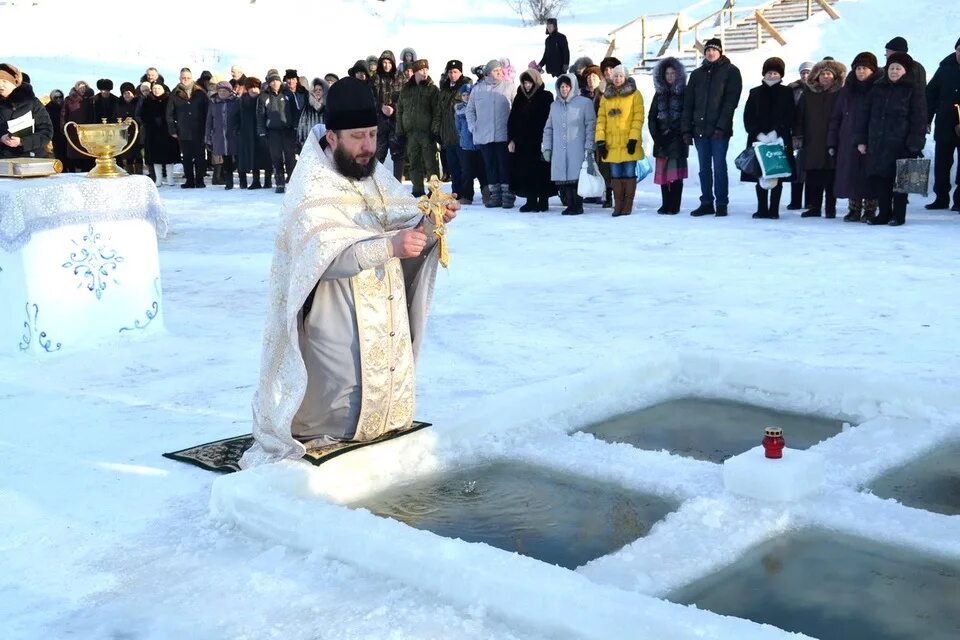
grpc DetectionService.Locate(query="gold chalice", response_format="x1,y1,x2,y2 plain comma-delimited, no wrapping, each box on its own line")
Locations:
64,118,139,178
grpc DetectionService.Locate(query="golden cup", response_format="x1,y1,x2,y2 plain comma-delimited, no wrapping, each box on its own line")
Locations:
64,118,139,178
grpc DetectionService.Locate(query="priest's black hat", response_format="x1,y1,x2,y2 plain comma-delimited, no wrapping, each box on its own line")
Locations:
324,76,378,131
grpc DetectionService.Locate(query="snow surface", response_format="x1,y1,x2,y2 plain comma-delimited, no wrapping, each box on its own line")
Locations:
4,0,960,638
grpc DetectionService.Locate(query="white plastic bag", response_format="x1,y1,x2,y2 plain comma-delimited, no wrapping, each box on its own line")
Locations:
577,157,605,198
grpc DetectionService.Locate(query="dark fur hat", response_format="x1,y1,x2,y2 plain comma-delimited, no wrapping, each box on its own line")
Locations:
96,78,114,91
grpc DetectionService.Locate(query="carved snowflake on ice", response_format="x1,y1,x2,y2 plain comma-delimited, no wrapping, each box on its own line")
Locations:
62,224,124,300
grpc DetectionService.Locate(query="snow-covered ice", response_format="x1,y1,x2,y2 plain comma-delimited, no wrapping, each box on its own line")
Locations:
4,0,960,637
723,446,826,502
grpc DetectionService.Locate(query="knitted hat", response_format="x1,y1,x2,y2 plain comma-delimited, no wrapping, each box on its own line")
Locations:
599,57,621,73
324,76,378,131
120,81,136,94
410,59,430,72
216,80,232,92
484,59,502,75
886,51,914,73
265,69,281,82
704,38,723,54
798,61,815,73
325,73,340,83
96,78,114,91
885,36,908,53
283,68,298,80
138,81,151,93
445,59,463,73
611,64,627,78
0,63,23,87
851,51,878,73
762,57,785,77
245,76,262,90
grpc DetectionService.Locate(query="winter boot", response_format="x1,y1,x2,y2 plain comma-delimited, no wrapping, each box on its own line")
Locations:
519,197,537,212
264,172,273,189
715,204,727,217
537,194,550,212
658,184,670,214
480,184,492,207
952,187,960,212
561,185,582,215
153,164,163,187
603,186,613,208
500,184,516,209
620,178,636,215
224,169,234,190
690,202,715,217
768,185,782,219
611,179,627,216
825,199,837,219
861,199,878,222
212,165,223,185
925,196,950,210
248,171,262,189
485,184,502,208
665,182,682,214
162,164,175,186
751,186,769,219
238,171,248,190
843,199,863,222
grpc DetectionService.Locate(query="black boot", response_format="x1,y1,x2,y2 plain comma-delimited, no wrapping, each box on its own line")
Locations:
666,182,682,214
715,204,727,217
690,202,715,217
952,187,960,212
925,196,950,210
224,170,234,190
751,186,769,219
519,197,537,212
537,194,550,212
768,185,782,219
238,171,248,189
603,187,613,208
264,172,273,189
658,185,670,214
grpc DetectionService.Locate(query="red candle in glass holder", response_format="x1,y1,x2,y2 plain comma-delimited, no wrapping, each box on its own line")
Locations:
763,427,785,459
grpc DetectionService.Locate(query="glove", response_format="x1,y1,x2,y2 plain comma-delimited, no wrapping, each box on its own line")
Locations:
542,149,552,162
682,134,693,146
712,129,725,140
827,147,836,157
596,141,608,159
626,139,637,155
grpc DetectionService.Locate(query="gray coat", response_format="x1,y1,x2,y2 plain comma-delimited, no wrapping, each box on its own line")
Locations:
465,76,516,145
205,94,240,156
543,73,597,182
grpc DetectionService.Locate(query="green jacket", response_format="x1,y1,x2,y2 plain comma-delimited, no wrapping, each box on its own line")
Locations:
396,76,439,137
434,75,473,146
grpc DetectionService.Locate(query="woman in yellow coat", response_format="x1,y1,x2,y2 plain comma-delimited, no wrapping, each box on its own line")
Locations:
596,65,645,216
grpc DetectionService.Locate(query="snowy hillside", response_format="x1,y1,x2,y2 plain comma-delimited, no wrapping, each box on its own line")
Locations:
3,1,960,639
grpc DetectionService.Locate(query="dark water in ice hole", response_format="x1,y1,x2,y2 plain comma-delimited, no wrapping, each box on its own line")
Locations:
354,461,679,569
868,440,960,517
581,397,847,463
669,529,960,640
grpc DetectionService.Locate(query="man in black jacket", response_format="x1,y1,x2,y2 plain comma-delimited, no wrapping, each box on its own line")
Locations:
538,18,570,78
0,62,53,159
681,38,743,216
258,69,298,193
167,67,210,188
925,37,960,211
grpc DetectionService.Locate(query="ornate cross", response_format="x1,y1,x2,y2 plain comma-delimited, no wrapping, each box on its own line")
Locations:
417,174,453,268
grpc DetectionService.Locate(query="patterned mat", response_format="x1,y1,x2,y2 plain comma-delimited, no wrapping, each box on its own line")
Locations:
163,421,432,473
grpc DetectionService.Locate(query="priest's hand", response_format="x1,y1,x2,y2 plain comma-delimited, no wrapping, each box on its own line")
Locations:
442,199,459,223
391,227,429,258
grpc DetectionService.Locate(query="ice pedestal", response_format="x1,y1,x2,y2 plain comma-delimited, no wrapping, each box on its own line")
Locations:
723,446,825,501
0,174,167,354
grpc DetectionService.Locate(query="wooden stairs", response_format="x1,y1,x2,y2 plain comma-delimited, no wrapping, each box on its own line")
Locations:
607,0,841,74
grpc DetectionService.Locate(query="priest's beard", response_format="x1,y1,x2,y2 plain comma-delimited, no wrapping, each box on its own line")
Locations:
333,143,377,180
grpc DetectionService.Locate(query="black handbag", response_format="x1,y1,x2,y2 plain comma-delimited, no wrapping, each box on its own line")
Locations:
735,146,761,177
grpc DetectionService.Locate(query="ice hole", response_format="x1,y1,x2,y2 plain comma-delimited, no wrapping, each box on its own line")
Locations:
580,397,847,462
667,528,960,640
352,461,679,569
867,440,960,516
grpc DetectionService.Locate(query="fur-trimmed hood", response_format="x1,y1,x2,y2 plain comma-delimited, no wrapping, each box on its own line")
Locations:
1,82,37,107
652,57,687,95
603,76,637,99
173,82,205,100
400,48,418,66
554,72,580,102
519,68,544,97
377,50,397,76
805,60,847,93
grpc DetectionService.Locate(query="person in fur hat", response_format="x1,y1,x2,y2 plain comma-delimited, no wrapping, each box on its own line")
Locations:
741,57,795,219
116,81,143,175
649,57,689,214
396,58,439,198
297,77,328,147
828,52,880,222
682,38,742,217
205,80,241,189
436,59,473,200
0,63,54,159
794,59,846,217
538,18,570,78
856,52,927,226
238,77,272,189
596,65,645,216
93,78,120,123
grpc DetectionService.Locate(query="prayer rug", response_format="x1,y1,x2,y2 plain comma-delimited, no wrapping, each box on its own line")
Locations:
163,421,432,473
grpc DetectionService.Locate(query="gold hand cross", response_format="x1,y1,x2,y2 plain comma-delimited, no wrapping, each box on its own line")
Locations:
417,174,454,268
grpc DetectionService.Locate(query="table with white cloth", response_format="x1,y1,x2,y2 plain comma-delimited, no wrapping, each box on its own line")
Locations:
0,174,167,355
